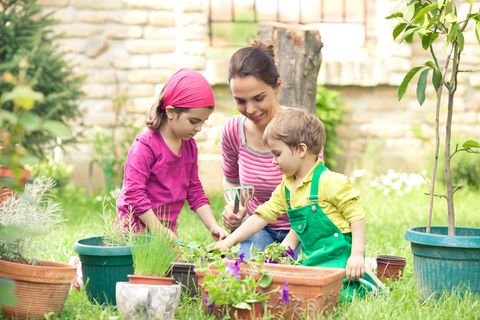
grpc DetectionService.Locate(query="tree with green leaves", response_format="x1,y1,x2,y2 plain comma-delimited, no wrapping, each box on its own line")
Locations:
388,0,480,235
0,0,83,183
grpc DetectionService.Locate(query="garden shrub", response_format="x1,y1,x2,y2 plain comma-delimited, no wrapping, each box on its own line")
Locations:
90,91,142,192
315,86,345,169
0,0,83,159
451,150,480,190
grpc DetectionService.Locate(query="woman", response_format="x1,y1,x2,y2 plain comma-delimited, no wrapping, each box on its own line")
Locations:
221,40,291,258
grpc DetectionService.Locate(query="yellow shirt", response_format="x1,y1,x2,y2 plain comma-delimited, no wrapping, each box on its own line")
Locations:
256,161,365,233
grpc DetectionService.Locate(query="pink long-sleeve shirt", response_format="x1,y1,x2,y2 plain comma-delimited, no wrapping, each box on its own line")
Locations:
117,129,209,232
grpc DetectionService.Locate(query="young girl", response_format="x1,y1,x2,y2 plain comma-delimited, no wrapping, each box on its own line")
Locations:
216,108,380,301
117,68,228,241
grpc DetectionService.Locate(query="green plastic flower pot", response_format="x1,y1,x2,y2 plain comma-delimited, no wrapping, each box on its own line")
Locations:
73,236,133,305
405,226,480,299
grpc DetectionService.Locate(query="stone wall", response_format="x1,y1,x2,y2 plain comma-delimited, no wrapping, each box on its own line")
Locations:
325,0,480,175
37,0,218,190
37,0,480,193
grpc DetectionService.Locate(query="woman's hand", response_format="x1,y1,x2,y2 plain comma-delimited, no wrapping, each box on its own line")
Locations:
210,224,229,241
222,204,247,230
345,253,365,281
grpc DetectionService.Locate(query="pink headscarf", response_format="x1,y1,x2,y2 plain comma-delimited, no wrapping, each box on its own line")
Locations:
161,68,215,109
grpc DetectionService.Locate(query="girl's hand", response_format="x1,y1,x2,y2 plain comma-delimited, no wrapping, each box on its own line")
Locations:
210,224,229,241
345,253,365,281
222,204,247,230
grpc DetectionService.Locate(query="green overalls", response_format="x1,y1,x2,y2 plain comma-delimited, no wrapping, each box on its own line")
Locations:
285,163,378,302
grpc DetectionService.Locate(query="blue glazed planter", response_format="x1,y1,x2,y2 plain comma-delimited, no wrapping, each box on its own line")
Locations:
405,226,480,299
73,236,133,305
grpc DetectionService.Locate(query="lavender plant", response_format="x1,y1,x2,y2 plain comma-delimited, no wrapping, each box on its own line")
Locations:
0,177,63,264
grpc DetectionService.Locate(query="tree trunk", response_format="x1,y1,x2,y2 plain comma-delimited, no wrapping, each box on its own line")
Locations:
258,22,323,113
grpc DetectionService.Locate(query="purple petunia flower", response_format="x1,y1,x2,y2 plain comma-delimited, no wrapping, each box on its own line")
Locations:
238,253,246,264
281,281,289,304
226,261,241,278
204,296,215,311
284,246,297,260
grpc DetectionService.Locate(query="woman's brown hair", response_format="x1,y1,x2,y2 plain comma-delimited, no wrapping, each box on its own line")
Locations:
228,40,280,88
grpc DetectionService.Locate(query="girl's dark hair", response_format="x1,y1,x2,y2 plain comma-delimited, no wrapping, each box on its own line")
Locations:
146,96,213,131
146,95,189,130
228,40,280,88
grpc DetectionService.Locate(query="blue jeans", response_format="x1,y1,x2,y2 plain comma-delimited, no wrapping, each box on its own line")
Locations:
239,225,290,259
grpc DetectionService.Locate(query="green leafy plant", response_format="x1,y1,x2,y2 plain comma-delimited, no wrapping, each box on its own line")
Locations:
178,240,240,269
315,86,345,169
98,191,134,247
388,0,480,235
250,242,302,265
0,177,63,264
0,0,83,178
26,156,73,189
131,231,177,277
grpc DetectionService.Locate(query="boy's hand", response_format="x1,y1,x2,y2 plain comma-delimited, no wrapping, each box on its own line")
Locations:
210,224,229,241
222,204,247,230
214,237,232,252
345,253,365,281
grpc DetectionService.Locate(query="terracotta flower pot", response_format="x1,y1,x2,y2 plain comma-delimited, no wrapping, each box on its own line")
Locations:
376,255,406,280
197,262,344,320
246,263,344,319
0,259,76,319
128,274,174,285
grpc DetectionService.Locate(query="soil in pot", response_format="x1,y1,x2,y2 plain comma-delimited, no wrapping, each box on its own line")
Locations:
376,255,406,280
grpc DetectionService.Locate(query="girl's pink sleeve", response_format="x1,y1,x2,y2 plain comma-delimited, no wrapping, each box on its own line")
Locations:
122,141,155,215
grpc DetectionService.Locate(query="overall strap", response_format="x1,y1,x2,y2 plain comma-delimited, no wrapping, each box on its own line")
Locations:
285,163,327,208
309,163,327,203
285,187,291,209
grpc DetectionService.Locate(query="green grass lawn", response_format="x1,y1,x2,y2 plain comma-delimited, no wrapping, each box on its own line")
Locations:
6,183,480,320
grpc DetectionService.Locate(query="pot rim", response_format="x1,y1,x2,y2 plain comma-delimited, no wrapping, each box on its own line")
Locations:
405,226,480,248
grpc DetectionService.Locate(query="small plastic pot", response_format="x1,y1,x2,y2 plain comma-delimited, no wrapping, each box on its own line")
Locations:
376,255,406,280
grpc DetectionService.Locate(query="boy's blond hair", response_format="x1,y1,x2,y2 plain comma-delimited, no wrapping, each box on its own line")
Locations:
263,107,326,155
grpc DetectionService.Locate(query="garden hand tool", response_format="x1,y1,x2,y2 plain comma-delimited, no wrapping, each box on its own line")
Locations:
224,186,254,215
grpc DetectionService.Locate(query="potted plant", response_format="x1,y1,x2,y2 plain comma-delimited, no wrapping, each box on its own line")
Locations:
116,230,181,320
0,177,76,319
196,247,345,320
73,194,134,305
0,0,83,193
199,255,272,320
389,0,480,298
171,240,211,297
239,259,345,319
128,231,177,284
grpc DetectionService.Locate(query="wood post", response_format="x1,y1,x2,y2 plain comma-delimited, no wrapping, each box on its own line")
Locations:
258,22,323,113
